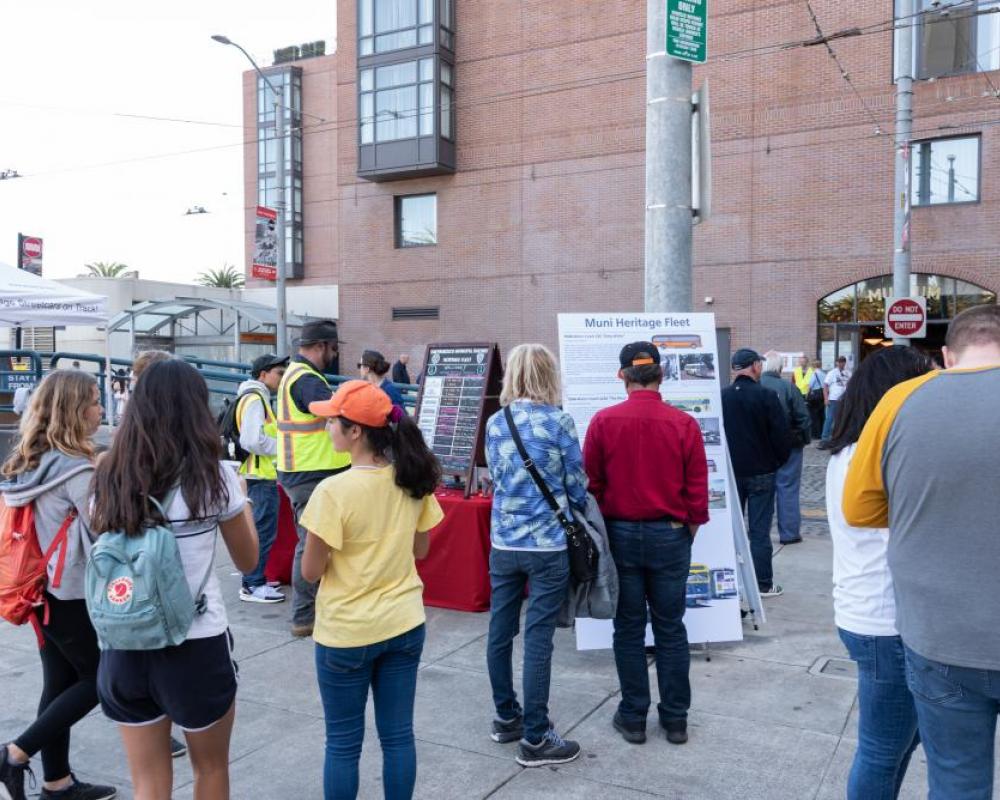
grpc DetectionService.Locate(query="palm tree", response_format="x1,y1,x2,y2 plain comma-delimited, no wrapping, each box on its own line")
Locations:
83,261,130,278
198,263,245,289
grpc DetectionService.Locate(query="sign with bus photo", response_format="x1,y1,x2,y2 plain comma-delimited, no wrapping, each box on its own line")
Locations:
558,313,763,648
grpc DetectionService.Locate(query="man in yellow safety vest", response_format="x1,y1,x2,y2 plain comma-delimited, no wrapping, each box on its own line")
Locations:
276,319,351,637
236,353,288,605
792,355,814,397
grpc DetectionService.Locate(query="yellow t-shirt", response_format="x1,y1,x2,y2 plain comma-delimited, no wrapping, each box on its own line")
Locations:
300,465,444,648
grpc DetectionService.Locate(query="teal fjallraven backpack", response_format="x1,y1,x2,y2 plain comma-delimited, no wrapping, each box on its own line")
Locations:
85,491,214,651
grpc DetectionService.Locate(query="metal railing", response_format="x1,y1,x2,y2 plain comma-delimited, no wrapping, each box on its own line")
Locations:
1,350,420,417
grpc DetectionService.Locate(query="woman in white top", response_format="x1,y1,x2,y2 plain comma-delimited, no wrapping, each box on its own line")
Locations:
90,360,258,800
825,346,933,800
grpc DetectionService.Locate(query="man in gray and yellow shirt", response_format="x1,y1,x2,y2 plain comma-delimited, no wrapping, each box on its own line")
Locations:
843,304,1000,799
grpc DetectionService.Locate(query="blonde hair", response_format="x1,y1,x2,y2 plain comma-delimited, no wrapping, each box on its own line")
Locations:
132,349,172,379
500,344,561,407
2,370,98,477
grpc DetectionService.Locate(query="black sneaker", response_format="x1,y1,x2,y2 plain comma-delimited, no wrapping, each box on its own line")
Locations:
515,729,581,768
0,745,33,800
612,712,646,745
490,715,524,743
38,774,116,800
170,736,187,759
662,719,688,745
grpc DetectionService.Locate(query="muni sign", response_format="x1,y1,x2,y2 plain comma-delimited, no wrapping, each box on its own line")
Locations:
666,0,707,63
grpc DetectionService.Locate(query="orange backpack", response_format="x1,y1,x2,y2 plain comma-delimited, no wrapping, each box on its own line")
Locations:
0,496,74,637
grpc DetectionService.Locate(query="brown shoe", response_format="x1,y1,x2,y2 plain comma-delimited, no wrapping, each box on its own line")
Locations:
291,622,314,638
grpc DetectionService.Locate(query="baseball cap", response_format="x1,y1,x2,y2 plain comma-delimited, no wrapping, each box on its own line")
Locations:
294,319,339,345
250,353,289,376
619,342,661,369
309,379,392,427
731,348,763,370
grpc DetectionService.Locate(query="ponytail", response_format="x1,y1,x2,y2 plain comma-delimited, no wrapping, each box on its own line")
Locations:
339,410,441,498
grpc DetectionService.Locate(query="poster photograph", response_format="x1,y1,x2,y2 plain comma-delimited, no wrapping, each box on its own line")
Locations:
558,313,748,648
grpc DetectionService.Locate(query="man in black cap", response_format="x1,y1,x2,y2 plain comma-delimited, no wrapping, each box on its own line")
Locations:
235,353,289,604
584,342,709,746
721,348,791,597
276,320,351,636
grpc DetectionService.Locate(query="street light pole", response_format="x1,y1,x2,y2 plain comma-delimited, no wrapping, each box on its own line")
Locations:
891,0,914,346
213,35,289,357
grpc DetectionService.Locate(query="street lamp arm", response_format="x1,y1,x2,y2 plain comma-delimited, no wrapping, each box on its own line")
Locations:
212,35,281,99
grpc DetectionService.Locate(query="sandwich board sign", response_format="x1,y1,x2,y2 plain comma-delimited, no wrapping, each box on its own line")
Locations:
558,313,763,649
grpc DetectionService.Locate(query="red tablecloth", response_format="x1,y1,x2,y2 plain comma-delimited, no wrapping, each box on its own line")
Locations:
418,488,493,612
264,486,298,585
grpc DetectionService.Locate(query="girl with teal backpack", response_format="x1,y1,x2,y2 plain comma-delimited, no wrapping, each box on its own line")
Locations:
89,360,258,800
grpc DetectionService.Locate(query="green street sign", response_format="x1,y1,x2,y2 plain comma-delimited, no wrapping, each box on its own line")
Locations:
666,0,707,64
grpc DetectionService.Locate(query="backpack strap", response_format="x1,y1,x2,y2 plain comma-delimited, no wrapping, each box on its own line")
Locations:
44,510,77,590
149,486,214,615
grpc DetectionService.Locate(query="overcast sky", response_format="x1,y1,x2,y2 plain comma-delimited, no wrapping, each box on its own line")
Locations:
0,2,335,283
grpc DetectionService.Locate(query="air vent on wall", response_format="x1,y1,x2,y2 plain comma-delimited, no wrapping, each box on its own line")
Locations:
392,306,439,321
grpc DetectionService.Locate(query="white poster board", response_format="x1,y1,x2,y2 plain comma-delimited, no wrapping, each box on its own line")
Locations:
558,313,753,648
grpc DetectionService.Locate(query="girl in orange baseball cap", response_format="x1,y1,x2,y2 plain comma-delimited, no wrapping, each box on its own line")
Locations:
298,380,442,799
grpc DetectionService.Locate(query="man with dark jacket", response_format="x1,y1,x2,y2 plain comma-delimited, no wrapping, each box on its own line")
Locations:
760,351,811,545
721,348,791,597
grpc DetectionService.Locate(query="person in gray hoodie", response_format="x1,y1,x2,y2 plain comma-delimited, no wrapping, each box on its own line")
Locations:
760,351,812,545
0,370,117,800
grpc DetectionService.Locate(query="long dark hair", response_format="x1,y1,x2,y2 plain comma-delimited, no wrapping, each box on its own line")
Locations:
91,359,228,535
829,346,934,455
338,413,441,498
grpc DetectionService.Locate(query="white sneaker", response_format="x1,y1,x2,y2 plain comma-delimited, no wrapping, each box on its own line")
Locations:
760,584,784,598
240,585,286,604
266,580,283,589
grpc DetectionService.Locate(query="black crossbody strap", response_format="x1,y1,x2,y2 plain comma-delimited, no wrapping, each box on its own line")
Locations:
503,406,575,530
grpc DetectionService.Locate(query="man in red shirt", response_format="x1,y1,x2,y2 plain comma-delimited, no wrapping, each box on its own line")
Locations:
584,341,709,747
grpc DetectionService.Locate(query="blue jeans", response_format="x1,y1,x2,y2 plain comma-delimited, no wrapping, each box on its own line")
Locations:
735,473,776,591
608,520,692,727
775,447,804,543
242,480,280,590
822,400,841,441
315,624,425,800
839,630,919,800
486,548,569,744
904,645,1000,800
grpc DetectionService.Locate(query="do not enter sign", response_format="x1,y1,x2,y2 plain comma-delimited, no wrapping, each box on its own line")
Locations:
885,297,927,339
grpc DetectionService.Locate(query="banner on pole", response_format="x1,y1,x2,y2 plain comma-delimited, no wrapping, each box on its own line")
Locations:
17,234,43,276
558,313,760,649
252,206,278,281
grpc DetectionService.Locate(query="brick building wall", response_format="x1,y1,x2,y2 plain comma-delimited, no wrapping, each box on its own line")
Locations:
244,0,1000,370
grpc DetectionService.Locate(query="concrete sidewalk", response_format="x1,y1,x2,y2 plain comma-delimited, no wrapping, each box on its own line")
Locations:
0,446,988,798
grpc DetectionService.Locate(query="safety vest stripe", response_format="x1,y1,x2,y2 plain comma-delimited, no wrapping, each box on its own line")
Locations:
277,419,327,432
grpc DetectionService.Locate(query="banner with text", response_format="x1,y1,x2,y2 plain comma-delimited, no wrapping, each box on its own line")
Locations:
559,313,744,647
251,206,278,281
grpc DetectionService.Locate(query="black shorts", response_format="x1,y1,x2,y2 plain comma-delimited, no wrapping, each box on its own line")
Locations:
97,630,238,732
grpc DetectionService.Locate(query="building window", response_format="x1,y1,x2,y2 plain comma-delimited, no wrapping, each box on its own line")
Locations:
256,67,304,277
911,135,980,205
895,0,1000,79
395,194,437,247
359,0,434,56
359,57,445,144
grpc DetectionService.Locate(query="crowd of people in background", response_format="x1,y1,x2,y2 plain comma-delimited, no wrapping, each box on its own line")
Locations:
4,306,998,800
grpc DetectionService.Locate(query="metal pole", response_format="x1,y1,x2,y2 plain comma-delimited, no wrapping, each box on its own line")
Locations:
273,90,289,358
645,0,693,313
892,0,914,345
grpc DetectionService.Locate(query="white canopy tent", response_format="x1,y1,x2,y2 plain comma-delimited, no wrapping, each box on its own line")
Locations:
0,262,109,327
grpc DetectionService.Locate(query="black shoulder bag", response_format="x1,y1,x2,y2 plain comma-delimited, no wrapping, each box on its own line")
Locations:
503,406,598,584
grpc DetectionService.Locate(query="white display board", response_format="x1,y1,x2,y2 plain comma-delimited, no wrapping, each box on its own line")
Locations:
558,313,750,648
